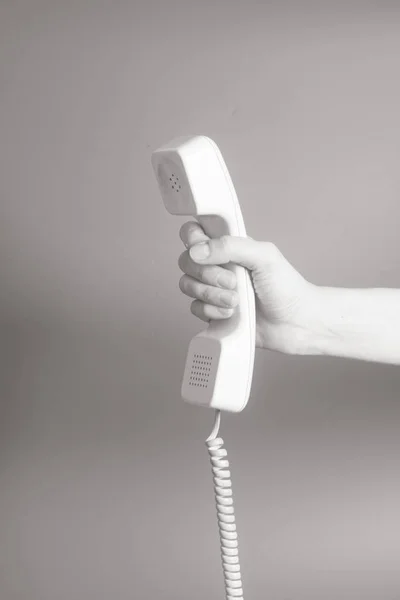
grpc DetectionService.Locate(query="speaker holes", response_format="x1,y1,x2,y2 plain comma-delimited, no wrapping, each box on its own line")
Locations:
169,173,181,193
189,353,213,387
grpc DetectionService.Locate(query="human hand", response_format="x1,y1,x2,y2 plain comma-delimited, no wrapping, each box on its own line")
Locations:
177,221,317,354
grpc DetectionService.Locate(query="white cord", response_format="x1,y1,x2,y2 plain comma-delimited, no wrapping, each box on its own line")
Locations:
206,409,244,599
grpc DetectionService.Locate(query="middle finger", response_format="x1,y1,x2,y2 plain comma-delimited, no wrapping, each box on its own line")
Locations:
178,251,237,290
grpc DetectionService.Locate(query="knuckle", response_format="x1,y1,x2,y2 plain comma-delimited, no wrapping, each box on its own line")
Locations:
264,241,280,260
202,303,215,319
179,221,197,245
219,235,230,252
201,287,212,304
178,224,188,245
178,274,188,293
205,266,221,286
178,250,189,272
202,305,212,319
190,300,199,318
180,250,207,281
191,300,207,321
191,261,204,281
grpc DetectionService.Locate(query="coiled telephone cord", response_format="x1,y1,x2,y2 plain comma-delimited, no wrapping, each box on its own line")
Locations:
206,409,244,599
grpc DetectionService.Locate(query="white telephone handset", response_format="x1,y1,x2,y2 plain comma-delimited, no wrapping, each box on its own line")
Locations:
152,135,256,599
151,135,256,412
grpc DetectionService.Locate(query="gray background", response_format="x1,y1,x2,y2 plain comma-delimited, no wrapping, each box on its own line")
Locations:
1,1,400,599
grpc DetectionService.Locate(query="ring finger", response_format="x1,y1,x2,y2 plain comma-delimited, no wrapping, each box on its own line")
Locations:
179,274,238,308
190,300,234,322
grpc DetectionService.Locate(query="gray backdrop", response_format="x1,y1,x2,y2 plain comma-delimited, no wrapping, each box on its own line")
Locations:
1,1,400,599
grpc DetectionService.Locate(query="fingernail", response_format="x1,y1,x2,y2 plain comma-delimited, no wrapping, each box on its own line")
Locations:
190,242,210,260
221,292,237,307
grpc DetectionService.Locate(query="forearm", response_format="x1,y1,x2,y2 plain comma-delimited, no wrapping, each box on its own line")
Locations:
301,285,400,364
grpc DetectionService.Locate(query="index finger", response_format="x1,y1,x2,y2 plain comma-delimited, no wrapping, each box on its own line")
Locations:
179,221,210,249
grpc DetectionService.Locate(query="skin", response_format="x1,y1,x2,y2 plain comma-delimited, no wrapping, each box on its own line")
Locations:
177,221,400,365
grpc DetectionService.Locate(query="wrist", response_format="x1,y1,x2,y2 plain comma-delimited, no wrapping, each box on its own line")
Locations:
277,281,400,364
291,283,338,357
260,282,334,356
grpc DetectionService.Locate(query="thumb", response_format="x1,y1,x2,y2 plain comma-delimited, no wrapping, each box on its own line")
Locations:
189,235,280,271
